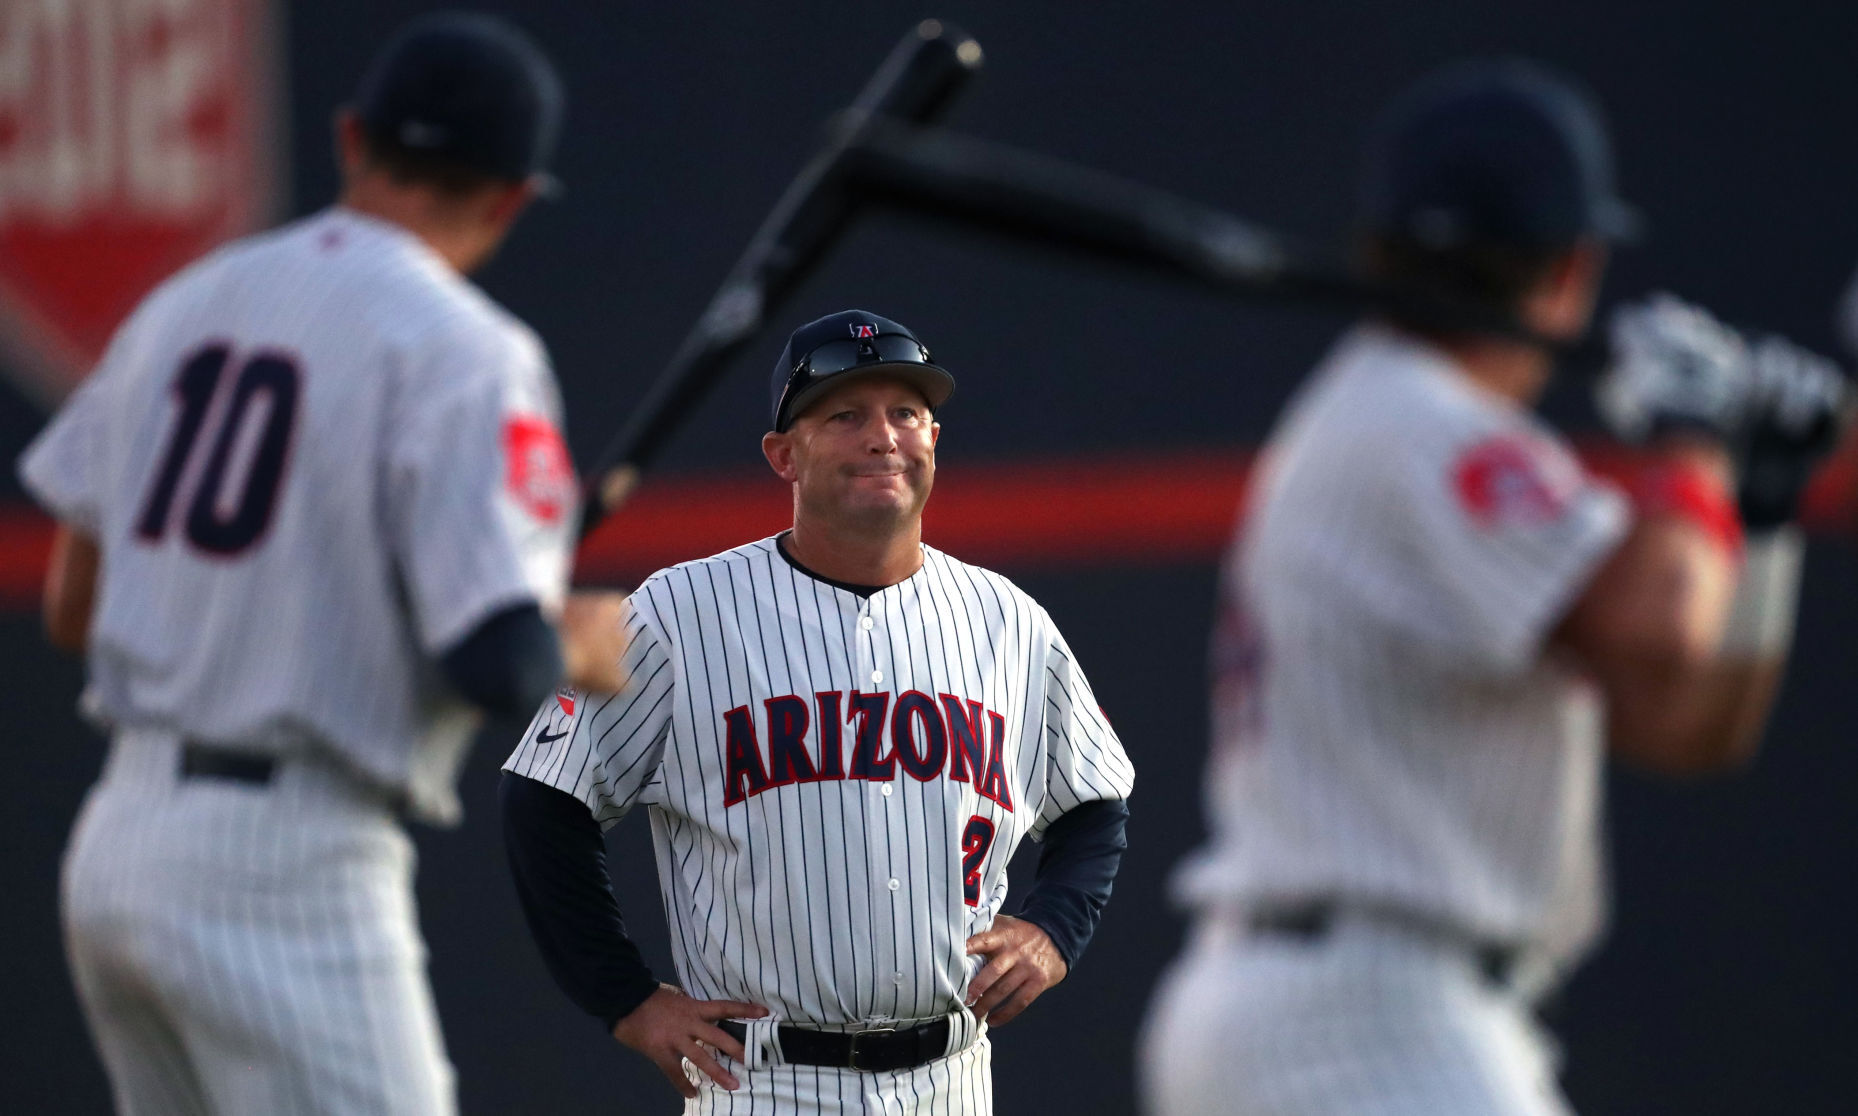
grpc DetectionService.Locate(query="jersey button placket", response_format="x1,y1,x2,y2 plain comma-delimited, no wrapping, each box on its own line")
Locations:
860,593,904,1019
851,595,894,1016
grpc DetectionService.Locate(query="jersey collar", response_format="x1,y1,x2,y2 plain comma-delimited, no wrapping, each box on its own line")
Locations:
773,532,917,599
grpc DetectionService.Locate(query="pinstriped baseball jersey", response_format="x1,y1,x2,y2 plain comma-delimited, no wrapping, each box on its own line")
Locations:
18,206,576,824
505,536,1134,1028
1175,324,1629,969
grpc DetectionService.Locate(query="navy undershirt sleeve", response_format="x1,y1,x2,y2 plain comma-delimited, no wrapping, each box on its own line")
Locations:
438,601,563,721
1014,797,1130,968
499,772,659,1030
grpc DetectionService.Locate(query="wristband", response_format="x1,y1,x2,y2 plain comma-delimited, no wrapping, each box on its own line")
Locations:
1627,462,1745,557
1720,526,1806,658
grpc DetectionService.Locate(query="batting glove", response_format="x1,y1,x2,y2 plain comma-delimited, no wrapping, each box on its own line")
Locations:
1597,292,1752,446
1737,334,1851,530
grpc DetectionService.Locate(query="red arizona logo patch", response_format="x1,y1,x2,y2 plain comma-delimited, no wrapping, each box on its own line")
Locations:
502,415,575,525
1452,434,1576,527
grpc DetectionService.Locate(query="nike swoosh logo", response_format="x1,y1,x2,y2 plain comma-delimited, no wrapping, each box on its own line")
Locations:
536,727,570,744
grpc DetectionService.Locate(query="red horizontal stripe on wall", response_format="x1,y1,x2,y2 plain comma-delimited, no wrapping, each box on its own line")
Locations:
0,506,55,608
0,444,1852,607
574,449,1256,583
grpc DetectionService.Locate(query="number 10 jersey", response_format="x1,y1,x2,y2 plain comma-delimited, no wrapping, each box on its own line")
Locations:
18,207,575,825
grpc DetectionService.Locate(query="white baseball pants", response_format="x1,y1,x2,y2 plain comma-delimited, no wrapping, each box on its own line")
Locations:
62,729,456,1115
1139,910,1572,1116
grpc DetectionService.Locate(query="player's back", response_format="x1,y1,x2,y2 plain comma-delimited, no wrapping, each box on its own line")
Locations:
1182,322,1626,964
27,206,564,799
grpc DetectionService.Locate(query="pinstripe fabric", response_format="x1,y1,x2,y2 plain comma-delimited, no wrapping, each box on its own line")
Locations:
1141,917,1571,1116
506,537,1133,1111
18,206,575,825
1176,324,1627,965
1147,325,1628,1115
65,729,454,1116
23,206,576,1114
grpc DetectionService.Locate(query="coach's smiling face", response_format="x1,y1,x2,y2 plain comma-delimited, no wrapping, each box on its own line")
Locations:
763,376,940,535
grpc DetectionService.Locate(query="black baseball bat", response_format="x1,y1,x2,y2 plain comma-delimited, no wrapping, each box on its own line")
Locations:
580,20,984,537
839,118,1595,357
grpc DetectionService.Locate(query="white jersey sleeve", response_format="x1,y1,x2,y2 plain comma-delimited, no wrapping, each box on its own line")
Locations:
384,322,577,655
1032,620,1135,838
1392,421,1628,675
19,371,110,535
504,593,674,823
17,303,155,535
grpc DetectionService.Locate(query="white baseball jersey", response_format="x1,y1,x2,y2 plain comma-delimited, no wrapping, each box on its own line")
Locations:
1175,323,1629,969
505,537,1135,1032
19,206,576,824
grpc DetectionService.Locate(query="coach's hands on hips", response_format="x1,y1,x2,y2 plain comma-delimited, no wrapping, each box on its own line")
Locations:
964,915,1068,1026
559,590,631,694
612,983,770,1099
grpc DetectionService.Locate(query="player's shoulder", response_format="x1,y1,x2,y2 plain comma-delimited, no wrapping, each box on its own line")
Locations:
122,220,280,317
631,538,783,604
1317,325,1478,421
1296,324,1555,459
291,209,547,369
919,545,1056,628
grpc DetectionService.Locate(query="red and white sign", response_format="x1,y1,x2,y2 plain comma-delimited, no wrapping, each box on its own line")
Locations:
0,0,279,404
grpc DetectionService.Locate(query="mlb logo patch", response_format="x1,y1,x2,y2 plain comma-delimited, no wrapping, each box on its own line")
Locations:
1452,434,1577,527
850,323,877,338
502,415,576,525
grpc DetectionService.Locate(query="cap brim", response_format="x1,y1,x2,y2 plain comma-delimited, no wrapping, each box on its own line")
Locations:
1592,196,1642,243
781,362,956,429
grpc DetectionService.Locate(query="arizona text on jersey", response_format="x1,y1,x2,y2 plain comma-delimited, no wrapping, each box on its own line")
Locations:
505,537,1136,1027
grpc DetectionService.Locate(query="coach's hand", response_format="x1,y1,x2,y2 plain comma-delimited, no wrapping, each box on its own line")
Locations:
964,915,1068,1026
560,590,631,695
612,984,770,1099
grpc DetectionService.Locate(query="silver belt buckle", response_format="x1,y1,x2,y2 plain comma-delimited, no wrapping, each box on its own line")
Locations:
847,1025,897,1071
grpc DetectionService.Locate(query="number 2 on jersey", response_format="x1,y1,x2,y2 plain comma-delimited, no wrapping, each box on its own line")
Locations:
136,345,301,554
961,814,996,907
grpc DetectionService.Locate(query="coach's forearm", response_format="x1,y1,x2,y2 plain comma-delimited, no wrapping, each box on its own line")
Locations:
1015,798,1129,967
498,773,659,1029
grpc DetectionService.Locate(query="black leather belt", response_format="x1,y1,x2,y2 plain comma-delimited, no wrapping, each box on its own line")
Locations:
1248,902,1521,987
179,742,276,787
717,1018,951,1073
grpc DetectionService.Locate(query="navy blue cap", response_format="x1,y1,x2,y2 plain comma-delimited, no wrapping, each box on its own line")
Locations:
771,310,955,432
1359,59,1640,250
355,12,564,187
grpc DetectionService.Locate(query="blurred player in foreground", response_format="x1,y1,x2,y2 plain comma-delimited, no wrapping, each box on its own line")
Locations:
19,13,626,1113
500,310,1135,1111
1140,60,1847,1115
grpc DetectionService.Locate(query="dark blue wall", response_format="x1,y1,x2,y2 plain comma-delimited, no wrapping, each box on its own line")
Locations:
5,1,1856,1112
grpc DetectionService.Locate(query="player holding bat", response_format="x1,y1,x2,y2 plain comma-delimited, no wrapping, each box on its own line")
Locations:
1140,60,1847,1115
